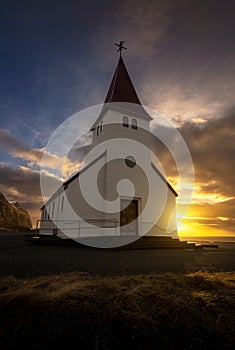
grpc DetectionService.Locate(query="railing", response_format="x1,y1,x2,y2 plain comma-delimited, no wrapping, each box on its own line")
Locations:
35,219,171,238
36,218,118,238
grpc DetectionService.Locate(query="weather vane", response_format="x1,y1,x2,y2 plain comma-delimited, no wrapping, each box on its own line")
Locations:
115,41,127,56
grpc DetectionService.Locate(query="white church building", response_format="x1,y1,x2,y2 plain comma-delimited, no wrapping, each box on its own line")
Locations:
39,52,178,248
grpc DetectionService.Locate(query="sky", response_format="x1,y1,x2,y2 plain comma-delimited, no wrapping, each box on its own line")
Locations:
0,0,234,237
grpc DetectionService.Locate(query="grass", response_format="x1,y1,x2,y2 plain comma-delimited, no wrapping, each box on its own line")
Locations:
0,271,234,349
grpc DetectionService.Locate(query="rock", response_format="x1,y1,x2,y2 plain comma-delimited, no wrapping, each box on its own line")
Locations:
0,192,32,231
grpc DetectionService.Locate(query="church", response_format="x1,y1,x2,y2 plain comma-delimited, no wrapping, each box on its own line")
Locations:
39,45,178,248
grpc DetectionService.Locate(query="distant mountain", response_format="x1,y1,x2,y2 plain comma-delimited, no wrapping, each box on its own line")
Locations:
0,192,32,231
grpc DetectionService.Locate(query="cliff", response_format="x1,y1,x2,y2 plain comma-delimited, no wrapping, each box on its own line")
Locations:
0,192,32,231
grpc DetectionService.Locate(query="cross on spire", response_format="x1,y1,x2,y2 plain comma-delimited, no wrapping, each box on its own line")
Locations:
115,41,127,56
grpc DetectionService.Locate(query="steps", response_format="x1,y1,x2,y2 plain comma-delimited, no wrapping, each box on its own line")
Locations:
27,233,199,250
123,236,197,249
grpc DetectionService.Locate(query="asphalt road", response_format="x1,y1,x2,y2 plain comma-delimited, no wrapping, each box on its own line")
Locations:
0,231,234,278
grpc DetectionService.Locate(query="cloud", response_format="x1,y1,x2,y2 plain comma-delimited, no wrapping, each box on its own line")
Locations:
188,199,235,220
179,107,235,200
150,105,235,210
0,129,93,224
179,198,235,236
0,163,61,200
108,1,235,122
0,163,63,225
0,129,43,163
92,0,172,70
0,129,82,178
67,132,93,164
143,54,235,122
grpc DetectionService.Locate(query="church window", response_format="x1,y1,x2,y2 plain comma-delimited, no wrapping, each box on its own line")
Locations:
125,156,136,168
123,116,129,128
61,196,64,211
132,119,137,130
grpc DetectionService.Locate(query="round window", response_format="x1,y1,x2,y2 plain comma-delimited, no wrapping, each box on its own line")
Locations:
125,156,136,168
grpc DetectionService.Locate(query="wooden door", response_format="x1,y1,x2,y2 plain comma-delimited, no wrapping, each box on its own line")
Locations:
120,199,138,235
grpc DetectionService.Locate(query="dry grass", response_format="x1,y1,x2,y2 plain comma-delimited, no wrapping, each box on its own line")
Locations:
0,271,234,349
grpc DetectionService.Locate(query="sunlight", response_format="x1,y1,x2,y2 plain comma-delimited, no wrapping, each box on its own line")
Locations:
178,219,234,238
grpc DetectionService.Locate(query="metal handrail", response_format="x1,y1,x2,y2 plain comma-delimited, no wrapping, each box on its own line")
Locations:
35,218,171,238
36,218,118,237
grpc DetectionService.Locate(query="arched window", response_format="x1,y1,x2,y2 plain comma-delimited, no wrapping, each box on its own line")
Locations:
132,118,137,130
123,116,129,128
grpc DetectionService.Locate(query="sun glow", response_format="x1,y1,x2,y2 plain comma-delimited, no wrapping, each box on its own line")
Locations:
178,219,234,238
177,206,235,238
172,172,235,238
176,193,235,238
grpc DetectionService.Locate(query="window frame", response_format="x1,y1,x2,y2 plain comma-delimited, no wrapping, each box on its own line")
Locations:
123,116,129,128
131,118,137,130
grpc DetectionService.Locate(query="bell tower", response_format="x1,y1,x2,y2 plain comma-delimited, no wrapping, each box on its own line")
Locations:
91,48,152,150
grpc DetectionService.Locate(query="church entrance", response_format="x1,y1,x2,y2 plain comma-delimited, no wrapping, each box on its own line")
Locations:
120,199,138,235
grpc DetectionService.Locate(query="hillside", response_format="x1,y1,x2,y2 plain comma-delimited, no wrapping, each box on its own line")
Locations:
0,192,32,231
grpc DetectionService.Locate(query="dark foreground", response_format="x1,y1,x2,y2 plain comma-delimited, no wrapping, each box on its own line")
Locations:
0,232,234,349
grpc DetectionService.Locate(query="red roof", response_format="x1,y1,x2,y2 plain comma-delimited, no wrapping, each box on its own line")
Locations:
104,56,142,104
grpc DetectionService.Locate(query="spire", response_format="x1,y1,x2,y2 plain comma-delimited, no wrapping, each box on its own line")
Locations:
104,56,142,105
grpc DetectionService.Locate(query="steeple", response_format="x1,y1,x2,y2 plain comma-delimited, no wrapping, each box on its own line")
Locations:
104,56,142,105
91,46,152,132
